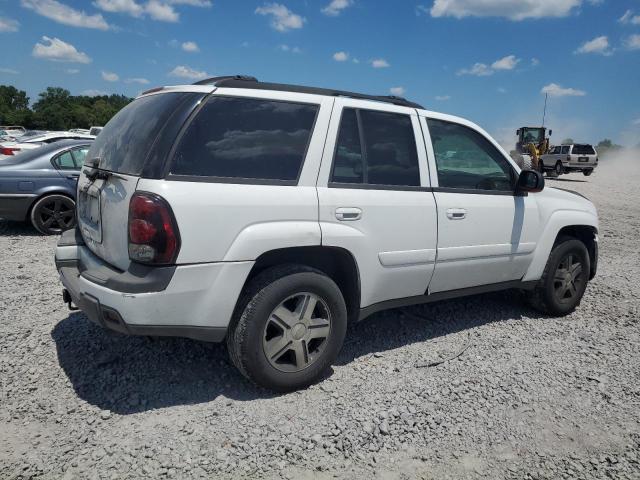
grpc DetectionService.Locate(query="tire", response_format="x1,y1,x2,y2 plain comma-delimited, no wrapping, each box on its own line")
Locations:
555,161,564,176
538,160,545,174
583,169,593,177
30,194,76,235
527,237,590,316
227,265,348,392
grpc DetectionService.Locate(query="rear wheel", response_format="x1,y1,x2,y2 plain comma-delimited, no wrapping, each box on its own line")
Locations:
583,169,593,176
30,194,75,235
227,265,347,392
527,238,590,316
538,160,545,174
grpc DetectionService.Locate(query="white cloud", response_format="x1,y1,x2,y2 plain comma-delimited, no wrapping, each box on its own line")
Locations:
168,0,211,6
322,0,352,16
182,41,199,52
491,54,520,70
21,0,110,30
624,34,640,51
497,87,507,93
0,68,19,74
531,57,540,66
0,17,19,32
459,54,520,76
333,51,349,61
279,44,301,53
457,62,493,76
32,36,92,63
145,0,179,21
93,0,144,17
255,3,305,32
81,89,108,96
125,77,150,84
389,86,405,96
619,9,640,25
102,70,119,82
541,83,586,97
65,68,79,74
575,35,612,55
168,65,209,80
371,58,389,68
429,0,582,21
435,95,451,101
633,118,640,126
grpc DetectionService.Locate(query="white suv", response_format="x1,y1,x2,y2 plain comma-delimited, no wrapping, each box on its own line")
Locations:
540,143,598,176
55,76,599,391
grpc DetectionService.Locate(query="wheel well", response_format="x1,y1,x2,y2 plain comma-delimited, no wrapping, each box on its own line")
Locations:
555,225,597,279
244,246,361,323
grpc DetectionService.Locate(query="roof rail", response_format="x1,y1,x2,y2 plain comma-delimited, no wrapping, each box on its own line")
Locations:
192,75,424,109
192,75,258,86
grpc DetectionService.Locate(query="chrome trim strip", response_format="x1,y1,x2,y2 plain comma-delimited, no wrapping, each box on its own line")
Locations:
0,193,37,198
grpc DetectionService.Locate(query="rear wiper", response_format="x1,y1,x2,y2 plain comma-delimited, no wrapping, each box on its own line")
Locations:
83,157,128,182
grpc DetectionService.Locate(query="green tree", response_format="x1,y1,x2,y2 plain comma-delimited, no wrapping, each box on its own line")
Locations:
596,139,623,158
561,138,574,145
0,85,31,125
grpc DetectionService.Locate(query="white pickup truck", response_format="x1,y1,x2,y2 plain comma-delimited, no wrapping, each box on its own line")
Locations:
55,76,599,391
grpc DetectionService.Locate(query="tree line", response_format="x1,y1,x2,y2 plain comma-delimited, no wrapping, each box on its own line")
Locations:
0,85,132,131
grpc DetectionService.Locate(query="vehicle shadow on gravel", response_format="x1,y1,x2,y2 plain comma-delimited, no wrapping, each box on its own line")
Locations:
0,219,42,237
53,290,545,413
337,290,546,365
545,177,588,183
52,313,273,414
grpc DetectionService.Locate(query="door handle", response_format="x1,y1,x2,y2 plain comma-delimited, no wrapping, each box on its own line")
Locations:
335,207,362,221
67,174,80,180
446,208,467,220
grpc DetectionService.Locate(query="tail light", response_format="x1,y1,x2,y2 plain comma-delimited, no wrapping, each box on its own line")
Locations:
0,147,20,156
128,192,180,265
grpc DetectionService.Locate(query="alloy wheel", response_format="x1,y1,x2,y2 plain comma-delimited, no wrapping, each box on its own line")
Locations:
553,253,585,304
262,292,332,373
37,197,75,233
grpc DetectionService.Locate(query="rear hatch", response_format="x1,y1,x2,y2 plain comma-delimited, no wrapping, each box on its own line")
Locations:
570,144,597,164
77,89,208,270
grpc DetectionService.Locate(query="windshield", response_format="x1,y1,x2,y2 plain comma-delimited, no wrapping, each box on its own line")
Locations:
522,128,544,144
87,92,201,175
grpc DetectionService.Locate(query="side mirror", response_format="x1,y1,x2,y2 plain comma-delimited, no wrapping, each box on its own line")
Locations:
516,129,521,135
516,169,544,194
548,129,553,136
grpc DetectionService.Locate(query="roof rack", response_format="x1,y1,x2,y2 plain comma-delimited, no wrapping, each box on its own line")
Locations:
192,75,424,109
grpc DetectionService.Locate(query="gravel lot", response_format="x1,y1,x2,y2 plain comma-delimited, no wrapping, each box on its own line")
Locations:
1,158,639,480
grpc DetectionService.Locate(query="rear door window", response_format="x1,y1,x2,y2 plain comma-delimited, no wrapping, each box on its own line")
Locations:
330,108,420,187
71,147,89,167
53,151,76,170
561,146,570,154
171,96,318,182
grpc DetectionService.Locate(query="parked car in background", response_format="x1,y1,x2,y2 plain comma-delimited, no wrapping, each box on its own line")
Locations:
0,139,92,234
55,77,599,391
69,128,91,135
540,144,598,176
0,126,27,138
0,131,95,159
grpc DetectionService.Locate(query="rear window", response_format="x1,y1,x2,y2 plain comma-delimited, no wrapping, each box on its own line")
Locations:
88,92,198,176
171,96,318,182
572,144,595,155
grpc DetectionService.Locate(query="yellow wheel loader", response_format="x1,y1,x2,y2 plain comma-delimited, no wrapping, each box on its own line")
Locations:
511,127,552,171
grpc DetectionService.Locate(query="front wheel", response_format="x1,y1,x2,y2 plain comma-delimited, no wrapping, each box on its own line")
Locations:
30,194,76,235
555,161,564,176
527,238,590,316
583,169,593,176
227,265,347,392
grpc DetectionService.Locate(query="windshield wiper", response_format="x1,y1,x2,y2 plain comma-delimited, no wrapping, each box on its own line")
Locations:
83,157,128,182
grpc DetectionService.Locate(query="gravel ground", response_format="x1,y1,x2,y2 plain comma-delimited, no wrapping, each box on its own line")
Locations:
1,159,639,480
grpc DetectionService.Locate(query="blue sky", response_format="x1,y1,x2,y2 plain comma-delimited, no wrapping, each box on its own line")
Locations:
1,0,639,147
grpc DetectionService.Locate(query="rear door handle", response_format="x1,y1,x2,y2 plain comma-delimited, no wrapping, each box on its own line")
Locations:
335,207,362,221
67,174,80,180
446,208,467,220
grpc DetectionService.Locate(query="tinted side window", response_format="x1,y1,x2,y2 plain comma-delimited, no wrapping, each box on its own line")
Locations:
427,119,514,191
54,151,76,170
360,110,420,186
172,97,318,181
561,146,570,154
331,109,363,184
330,108,420,187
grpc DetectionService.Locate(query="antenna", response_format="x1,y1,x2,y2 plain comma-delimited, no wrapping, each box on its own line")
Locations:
542,92,548,127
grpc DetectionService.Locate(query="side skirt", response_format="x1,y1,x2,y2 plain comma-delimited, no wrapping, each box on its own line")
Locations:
358,280,537,321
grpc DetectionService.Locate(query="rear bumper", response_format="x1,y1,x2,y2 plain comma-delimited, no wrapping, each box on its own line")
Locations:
0,194,36,221
55,228,254,342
